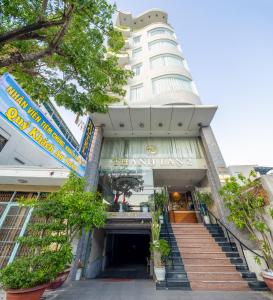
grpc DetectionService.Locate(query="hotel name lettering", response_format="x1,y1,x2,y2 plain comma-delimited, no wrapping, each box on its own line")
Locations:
112,157,193,167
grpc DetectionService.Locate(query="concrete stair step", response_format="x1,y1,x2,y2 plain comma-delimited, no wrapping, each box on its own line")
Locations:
185,265,236,272
182,253,227,259
188,272,242,281
190,281,250,291
180,248,222,253
184,258,232,266
171,233,213,238
175,237,215,242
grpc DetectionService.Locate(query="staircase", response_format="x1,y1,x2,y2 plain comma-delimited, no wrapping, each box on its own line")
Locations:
156,223,191,290
170,223,268,291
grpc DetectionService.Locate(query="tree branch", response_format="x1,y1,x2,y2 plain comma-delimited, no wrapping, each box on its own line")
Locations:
0,19,65,44
0,5,75,68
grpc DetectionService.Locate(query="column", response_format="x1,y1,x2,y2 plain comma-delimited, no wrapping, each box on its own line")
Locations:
200,126,229,220
69,126,103,280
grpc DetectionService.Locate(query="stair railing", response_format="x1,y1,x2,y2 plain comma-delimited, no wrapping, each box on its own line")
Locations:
204,209,269,269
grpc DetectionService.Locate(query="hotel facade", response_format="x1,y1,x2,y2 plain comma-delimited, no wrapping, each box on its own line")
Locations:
0,8,271,292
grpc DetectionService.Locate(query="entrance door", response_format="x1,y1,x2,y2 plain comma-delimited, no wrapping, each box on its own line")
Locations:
169,191,198,223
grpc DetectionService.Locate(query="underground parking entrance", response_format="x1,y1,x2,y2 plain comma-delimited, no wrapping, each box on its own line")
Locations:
98,232,151,279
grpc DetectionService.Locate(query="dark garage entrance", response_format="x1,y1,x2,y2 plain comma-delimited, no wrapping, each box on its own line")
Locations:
99,233,150,279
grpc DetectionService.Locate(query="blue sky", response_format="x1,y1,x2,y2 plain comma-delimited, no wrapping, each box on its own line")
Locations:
109,0,273,167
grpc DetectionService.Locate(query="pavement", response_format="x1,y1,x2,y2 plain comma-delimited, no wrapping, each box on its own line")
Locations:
41,279,273,300
1,280,273,300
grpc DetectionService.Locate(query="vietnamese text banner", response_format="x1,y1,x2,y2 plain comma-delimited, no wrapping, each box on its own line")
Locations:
79,116,95,160
0,73,86,176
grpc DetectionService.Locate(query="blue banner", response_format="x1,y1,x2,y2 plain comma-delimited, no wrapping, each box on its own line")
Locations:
0,73,86,176
79,116,95,160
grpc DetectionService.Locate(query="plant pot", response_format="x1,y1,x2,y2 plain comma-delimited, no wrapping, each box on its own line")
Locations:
262,270,273,292
154,266,166,281
141,206,149,213
48,268,71,290
5,283,49,300
159,215,164,224
203,215,210,224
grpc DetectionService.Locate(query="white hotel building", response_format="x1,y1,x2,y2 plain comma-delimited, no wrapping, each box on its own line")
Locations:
0,9,269,292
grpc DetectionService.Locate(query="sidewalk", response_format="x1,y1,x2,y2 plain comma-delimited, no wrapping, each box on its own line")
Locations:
1,280,273,300
43,279,273,300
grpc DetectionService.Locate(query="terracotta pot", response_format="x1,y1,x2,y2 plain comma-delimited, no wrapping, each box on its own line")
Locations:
5,283,49,300
48,269,71,290
262,270,273,292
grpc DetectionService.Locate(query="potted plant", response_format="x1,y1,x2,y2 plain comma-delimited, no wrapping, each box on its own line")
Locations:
219,171,273,291
150,210,170,281
195,191,213,224
151,239,170,281
0,251,63,300
0,173,107,299
140,202,149,213
154,190,168,224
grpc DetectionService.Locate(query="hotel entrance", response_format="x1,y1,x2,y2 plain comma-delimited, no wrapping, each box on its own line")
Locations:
153,169,207,223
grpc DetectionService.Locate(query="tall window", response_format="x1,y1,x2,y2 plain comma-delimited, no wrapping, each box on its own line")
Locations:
0,134,8,152
132,64,142,76
132,47,142,59
133,35,141,45
130,84,143,102
149,39,177,51
148,27,174,37
150,54,184,69
152,75,194,94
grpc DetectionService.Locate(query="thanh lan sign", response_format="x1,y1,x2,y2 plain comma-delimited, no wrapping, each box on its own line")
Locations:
0,73,86,176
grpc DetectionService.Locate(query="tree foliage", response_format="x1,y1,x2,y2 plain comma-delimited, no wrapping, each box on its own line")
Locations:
0,0,132,114
219,171,273,269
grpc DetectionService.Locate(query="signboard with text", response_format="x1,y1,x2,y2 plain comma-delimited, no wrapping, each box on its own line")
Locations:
0,73,86,176
79,116,95,160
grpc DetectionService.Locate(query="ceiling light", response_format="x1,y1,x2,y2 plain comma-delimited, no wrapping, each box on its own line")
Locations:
139,122,144,128
158,123,163,127
178,122,183,127
119,123,124,128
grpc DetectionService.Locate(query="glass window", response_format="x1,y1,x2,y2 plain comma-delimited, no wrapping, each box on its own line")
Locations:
0,134,8,152
130,84,143,102
150,54,184,69
149,39,177,51
133,35,141,45
132,47,142,58
132,64,142,76
152,75,194,94
148,27,174,37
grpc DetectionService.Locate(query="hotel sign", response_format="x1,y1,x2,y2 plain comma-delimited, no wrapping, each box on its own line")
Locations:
0,73,86,176
100,157,207,169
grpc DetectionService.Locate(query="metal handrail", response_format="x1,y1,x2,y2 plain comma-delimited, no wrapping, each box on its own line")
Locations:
205,209,269,269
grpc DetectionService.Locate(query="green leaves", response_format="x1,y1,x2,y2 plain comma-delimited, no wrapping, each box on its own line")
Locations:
219,172,273,269
0,0,132,114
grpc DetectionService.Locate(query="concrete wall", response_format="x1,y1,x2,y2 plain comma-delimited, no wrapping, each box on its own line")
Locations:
85,229,105,278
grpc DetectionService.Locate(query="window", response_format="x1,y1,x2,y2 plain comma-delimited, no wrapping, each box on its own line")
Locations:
132,64,142,76
132,47,142,59
148,27,174,37
133,35,141,45
150,54,184,69
152,75,194,95
0,134,8,152
149,39,177,51
130,84,143,102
